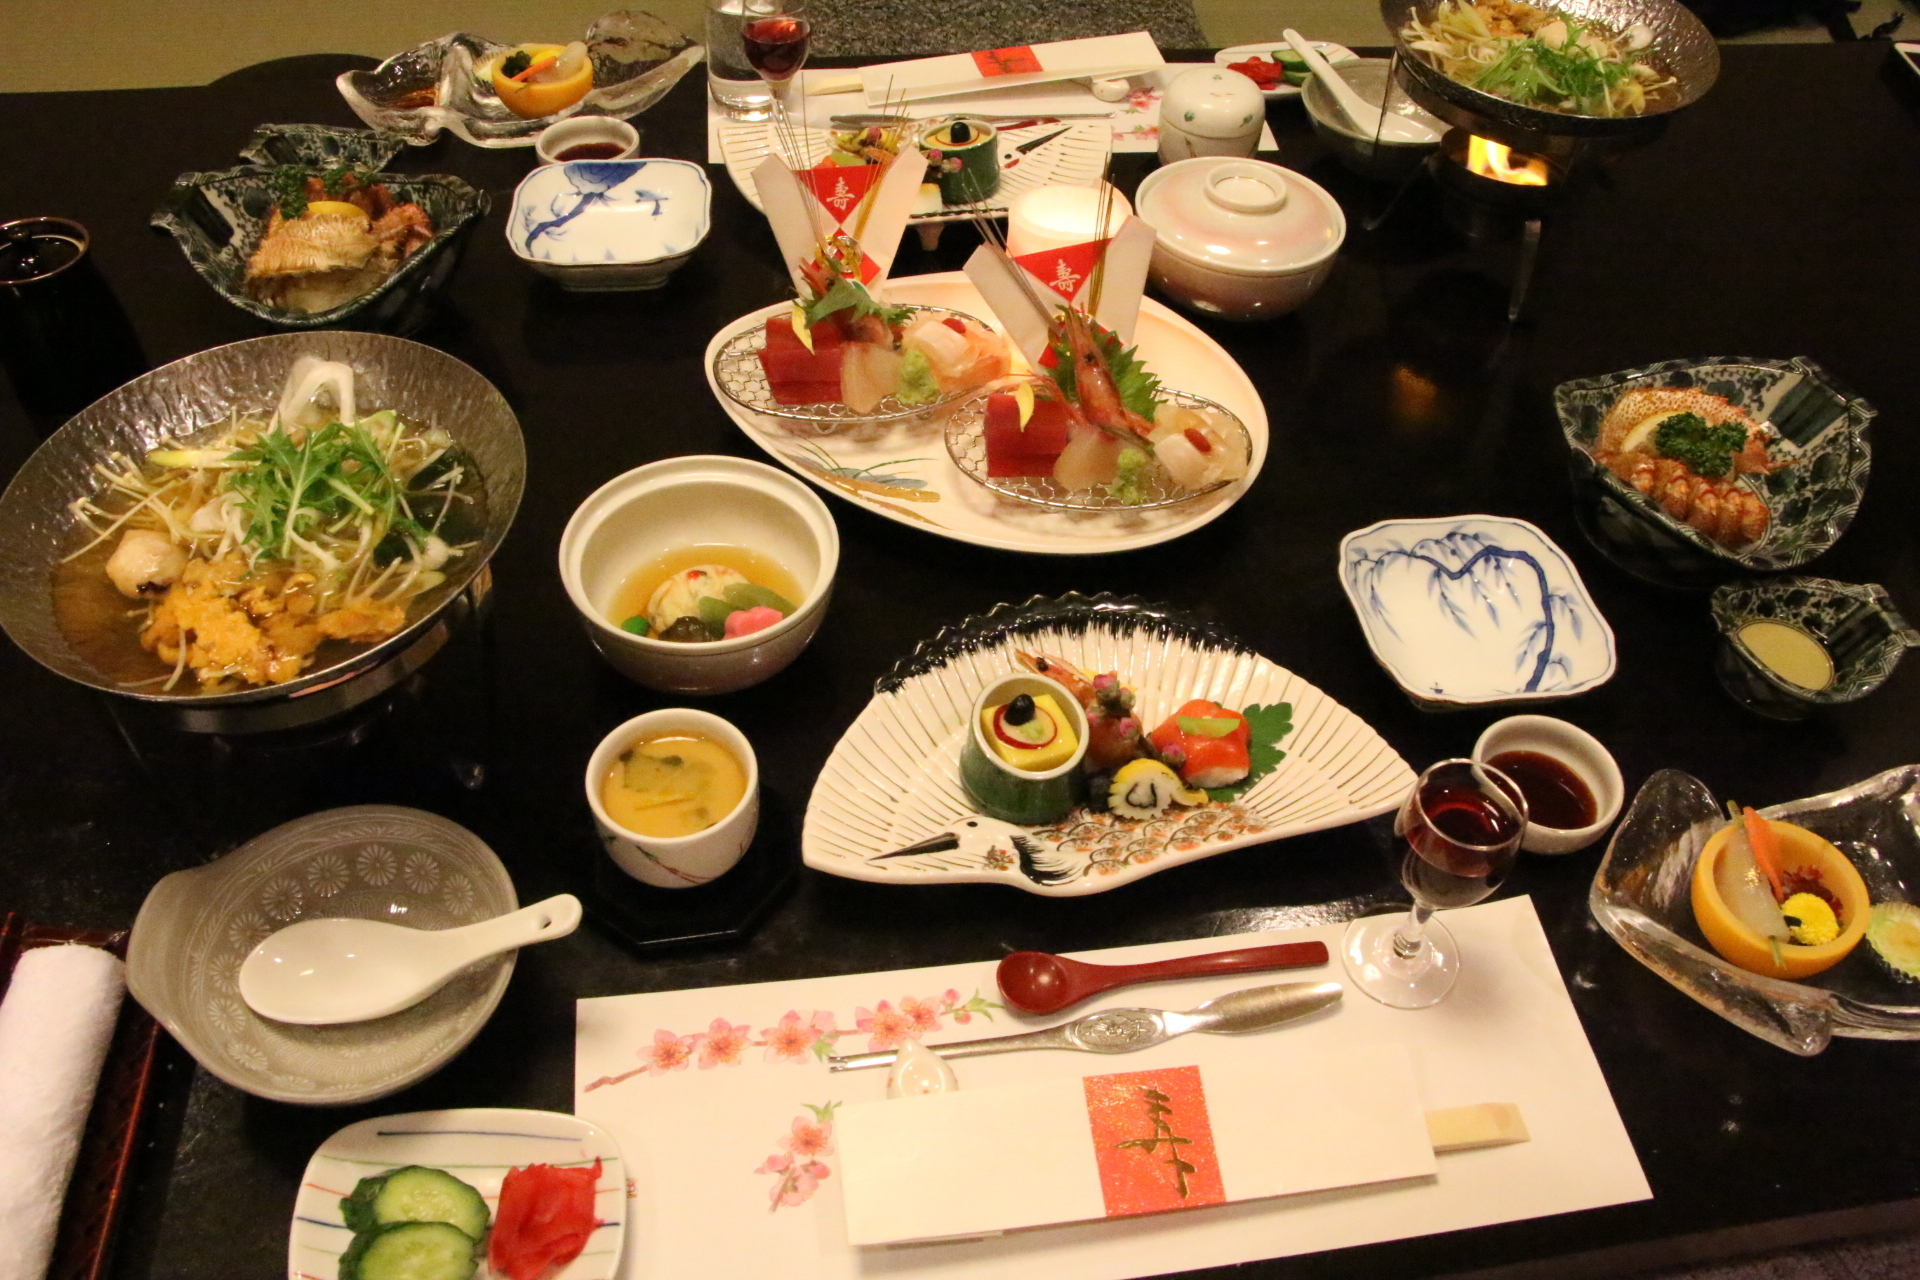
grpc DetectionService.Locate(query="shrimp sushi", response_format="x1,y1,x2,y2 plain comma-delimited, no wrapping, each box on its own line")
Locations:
1147,700,1251,789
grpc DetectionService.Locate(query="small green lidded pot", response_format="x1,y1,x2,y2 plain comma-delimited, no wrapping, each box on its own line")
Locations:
1710,576,1920,720
925,118,1000,205
959,674,1088,824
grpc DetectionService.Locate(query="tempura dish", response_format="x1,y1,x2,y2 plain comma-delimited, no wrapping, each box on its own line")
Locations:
1402,0,1671,117
59,357,482,693
245,167,435,315
1588,386,1776,551
0,333,526,715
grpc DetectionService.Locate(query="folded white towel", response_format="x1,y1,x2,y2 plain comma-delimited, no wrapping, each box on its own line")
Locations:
0,944,126,1280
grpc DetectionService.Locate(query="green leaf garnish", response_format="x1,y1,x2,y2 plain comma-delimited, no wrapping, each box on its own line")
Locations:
804,277,911,329
268,165,309,219
1205,702,1294,803
501,49,533,78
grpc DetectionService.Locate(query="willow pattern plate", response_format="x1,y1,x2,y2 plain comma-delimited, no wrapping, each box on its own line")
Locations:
802,594,1415,896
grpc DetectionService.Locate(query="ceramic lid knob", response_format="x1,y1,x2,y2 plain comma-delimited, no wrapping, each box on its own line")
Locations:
1160,66,1266,140
1135,157,1345,275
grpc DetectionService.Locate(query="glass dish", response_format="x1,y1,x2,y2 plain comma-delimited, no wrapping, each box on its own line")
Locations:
1590,766,1920,1055
336,10,701,149
711,305,995,434
1553,355,1873,588
944,388,1252,512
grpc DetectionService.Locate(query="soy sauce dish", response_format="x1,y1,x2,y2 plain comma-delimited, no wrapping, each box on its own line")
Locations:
1472,715,1624,854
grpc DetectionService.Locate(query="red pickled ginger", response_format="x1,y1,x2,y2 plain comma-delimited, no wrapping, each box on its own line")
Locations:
488,1158,603,1280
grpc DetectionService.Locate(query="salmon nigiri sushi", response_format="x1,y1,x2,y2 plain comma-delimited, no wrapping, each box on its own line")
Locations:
1147,699,1251,790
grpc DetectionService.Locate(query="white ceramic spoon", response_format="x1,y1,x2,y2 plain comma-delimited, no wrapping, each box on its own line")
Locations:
238,894,583,1025
1284,29,1441,144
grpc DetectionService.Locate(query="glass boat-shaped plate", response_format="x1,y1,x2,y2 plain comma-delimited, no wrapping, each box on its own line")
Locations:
335,10,700,148
1553,356,1873,588
944,388,1253,513
711,305,998,434
1591,766,1920,1055
803,593,1415,897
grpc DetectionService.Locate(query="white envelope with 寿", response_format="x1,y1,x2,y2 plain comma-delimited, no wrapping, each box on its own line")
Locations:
835,1043,1436,1246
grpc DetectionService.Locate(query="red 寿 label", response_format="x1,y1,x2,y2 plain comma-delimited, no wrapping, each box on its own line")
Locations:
1013,239,1110,302
1083,1066,1225,1217
799,163,882,229
972,45,1044,76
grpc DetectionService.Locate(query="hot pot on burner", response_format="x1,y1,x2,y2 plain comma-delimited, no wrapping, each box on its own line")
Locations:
0,332,525,734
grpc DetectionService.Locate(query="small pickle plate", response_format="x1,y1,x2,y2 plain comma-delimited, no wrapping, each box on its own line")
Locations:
802,594,1415,896
291,1107,627,1279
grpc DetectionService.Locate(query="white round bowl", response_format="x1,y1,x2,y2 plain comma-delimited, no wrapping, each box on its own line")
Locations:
1471,715,1625,854
533,116,641,165
559,455,839,694
586,708,760,888
1135,158,1346,321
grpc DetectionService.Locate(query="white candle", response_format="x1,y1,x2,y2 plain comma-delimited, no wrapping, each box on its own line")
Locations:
1005,184,1133,257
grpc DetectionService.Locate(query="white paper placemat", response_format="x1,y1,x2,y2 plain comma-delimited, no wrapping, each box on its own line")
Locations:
705,65,1276,163
575,896,1648,1280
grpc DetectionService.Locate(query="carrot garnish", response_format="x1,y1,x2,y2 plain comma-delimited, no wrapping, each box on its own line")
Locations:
1741,805,1788,902
511,54,558,83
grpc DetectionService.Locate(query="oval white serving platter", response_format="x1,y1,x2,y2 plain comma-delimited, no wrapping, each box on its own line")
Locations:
705,272,1269,555
290,1107,627,1280
802,595,1414,896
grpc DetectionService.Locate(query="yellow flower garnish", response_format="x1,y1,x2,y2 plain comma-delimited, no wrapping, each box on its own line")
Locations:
1781,892,1840,946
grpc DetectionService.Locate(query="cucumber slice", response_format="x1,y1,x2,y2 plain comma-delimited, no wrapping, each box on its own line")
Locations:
342,1166,490,1242
1867,902,1920,984
339,1221,478,1280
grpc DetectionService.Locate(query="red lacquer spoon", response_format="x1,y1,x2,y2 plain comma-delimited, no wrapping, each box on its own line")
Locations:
996,941,1331,1015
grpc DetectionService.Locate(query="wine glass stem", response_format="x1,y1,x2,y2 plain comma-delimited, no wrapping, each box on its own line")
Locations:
1392,903,1434,960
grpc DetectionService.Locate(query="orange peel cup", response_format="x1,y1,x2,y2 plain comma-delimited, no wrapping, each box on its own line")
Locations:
491,45,594,120
1690,818,1870,980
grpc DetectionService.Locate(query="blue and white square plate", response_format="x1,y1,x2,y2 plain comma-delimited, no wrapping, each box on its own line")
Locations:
509,158,710,290
1339,515,1617,710
290,1107,626,1279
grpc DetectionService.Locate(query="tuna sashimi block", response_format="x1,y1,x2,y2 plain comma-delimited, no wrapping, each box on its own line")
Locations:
984,391,1072,477
760,313,845,404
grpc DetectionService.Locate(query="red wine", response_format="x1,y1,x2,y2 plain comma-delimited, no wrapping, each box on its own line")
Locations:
743,15,810,79
1488,750,1596,830
556,141,628,161
1402,783,1521,909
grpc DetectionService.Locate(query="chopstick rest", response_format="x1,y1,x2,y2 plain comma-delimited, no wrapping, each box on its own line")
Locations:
0,944,126,1280
1426,1102,1530,1153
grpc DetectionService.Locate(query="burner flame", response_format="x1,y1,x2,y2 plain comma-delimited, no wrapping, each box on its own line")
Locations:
1466,136,1551,187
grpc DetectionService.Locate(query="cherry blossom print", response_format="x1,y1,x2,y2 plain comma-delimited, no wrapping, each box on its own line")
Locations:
699,1017,753,1068
897,995,942,1035
645,1028,700,1075
756,1103,838,1211
760,1009,837,1064
855,1000,915,1051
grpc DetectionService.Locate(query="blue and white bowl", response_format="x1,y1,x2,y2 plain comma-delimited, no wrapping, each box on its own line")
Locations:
508,158,710,291
1339,515,1618,710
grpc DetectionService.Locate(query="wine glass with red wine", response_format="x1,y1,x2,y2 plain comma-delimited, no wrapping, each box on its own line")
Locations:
741,0,810,111
1341,758,1527,1009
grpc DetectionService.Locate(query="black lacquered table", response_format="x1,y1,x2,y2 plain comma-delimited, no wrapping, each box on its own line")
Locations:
4,42,1920,1280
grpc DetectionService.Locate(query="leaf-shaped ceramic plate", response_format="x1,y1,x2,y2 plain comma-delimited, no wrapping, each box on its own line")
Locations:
291,1108,626,1279
802,594,1415,896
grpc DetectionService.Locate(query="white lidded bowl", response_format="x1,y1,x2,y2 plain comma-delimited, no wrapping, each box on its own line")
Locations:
559,455,839,695
1135,157,1345,321
508,158,709,291
587,708,761,887
1472,715,1625,854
